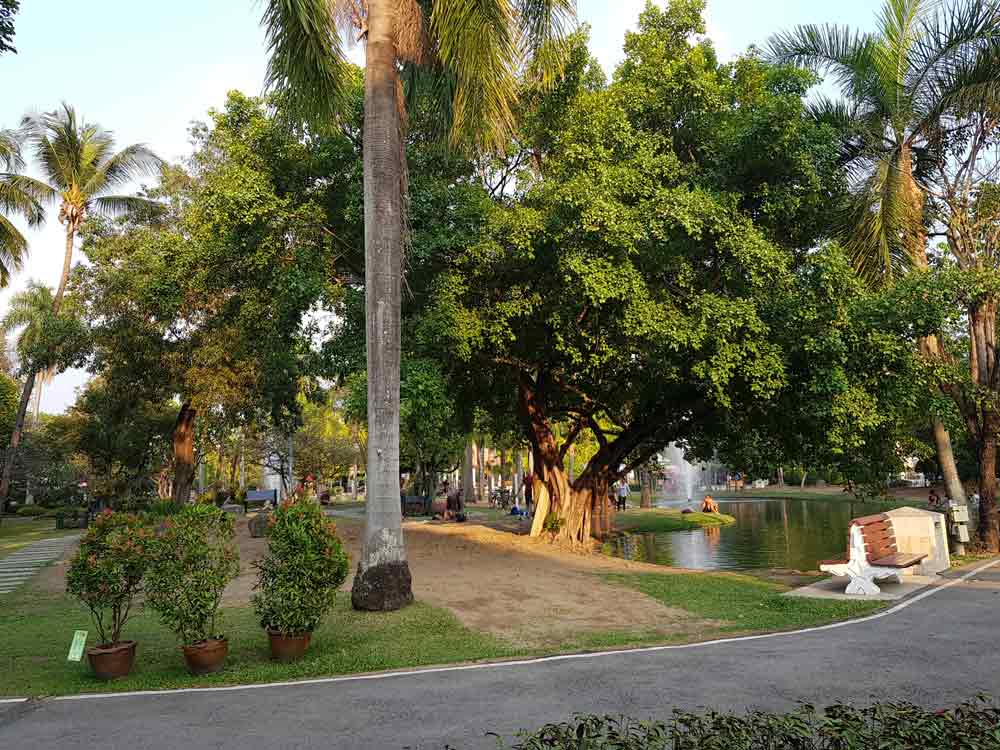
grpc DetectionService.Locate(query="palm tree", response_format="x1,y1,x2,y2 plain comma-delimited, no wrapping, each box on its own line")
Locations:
0,129,45,285
261,0,575,610
769,0,1000,509
0,105,162,506
0,282,53,512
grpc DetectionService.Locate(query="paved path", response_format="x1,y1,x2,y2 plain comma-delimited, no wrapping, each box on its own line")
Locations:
1,561,999,749
0,535,78,594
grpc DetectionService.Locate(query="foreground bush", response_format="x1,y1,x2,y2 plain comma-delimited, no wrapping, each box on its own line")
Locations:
15,505,46,516
65,511,152,646
145,504,239,645
495,700,1000,749
253,499,349,636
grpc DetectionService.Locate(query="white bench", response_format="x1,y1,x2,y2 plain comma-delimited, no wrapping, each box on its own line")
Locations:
820,513,927,595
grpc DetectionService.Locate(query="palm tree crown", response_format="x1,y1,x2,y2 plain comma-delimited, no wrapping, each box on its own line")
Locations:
19,103,162,307
0,281,54,358
769,0,1000,283
262,0,575,149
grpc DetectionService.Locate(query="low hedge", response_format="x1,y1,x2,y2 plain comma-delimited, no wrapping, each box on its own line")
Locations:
496,700,1000,749
15,505,46,517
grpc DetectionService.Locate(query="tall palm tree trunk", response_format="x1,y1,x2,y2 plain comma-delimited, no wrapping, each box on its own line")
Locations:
0,224,77,513
350,0,413,612
54,223,75,310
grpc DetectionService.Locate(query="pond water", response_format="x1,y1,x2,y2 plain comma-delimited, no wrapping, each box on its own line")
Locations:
604,497,895,571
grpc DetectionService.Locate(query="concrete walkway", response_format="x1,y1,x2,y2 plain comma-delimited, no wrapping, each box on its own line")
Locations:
1,560,998,749
0,535,78,595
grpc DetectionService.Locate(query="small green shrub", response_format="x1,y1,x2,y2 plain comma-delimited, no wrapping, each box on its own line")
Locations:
143,500,180,520
65,511,153,646
543,513,564,534
253,500,349,635
15,505,46,517
145,504,240,645
496,700,1000,749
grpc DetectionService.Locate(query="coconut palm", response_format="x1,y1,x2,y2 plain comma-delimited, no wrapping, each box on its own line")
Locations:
0,105,163,506
261,0,575,610
18,104,163,311
769,0,1000,507
0,129,45,285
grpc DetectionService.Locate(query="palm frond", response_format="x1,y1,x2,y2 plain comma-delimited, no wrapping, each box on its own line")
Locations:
517,0,575,83
261,0,350,127
83,143,163,197
92,195,162,220
0,129,24,172
429,0,521,150
0,174,49,226
842,149,918,286
0,213,27,285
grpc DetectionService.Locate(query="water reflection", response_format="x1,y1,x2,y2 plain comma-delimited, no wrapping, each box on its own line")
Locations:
607,497,892,571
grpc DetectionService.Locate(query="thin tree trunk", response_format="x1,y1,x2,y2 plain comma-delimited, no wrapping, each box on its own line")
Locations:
171,403,196,506
351,0,413,611
463,440,475,504
640,467,653,508
0,369,36,511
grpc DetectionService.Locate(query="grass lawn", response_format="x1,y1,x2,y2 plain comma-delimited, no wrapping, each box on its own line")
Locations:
615,508,735,534
0,519,80,560
605,571,885,634
0,587,517,697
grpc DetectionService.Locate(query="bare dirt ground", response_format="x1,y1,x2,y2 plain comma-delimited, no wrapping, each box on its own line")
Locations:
33,509,715,648
225,512,713,647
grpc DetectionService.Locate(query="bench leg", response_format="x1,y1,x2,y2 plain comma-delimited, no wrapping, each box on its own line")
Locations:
845,575,881,595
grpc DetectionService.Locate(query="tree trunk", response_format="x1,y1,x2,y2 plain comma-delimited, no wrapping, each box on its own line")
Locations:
351,0,413,612
930,418,966,503
640,468,653,508
777,465,784,488
978,436,999,551
513,449,523,503
171,403,196,506
477,442,487,503
800,471,807,489
54,223,76,312
462,440,475,504
0,369,36,511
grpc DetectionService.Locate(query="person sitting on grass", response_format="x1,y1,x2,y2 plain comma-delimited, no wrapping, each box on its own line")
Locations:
701,495,719,514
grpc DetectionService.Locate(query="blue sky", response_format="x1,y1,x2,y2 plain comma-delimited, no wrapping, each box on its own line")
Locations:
0,0,876,412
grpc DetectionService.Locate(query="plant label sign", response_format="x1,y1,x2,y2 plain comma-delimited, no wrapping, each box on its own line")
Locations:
67,630,87,662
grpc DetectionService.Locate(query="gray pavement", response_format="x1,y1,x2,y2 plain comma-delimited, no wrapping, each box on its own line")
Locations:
2,561,999,749
0,535,78,594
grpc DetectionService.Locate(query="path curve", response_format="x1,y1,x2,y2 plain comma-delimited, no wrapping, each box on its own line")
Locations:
2,560,999,749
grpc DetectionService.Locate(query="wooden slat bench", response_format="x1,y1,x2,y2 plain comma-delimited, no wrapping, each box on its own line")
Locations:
820,513,927,595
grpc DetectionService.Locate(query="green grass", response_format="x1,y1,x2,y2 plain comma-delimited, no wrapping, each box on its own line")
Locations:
0,520,80,560
605,571,885,634
0,587,517,697
614,508,735,534
950,552,999,569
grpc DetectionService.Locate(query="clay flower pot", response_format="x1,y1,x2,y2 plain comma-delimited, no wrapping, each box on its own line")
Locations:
181,637,229,675
87,640,137,681
267,629,312,662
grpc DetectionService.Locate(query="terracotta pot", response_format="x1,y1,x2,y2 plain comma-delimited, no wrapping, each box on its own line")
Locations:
86,640,137,681
181,637,228,675
267,629,312,662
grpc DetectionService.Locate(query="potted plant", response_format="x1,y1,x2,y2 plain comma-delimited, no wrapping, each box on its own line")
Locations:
65,511,153,680
253,499,349,661
145,504,240,675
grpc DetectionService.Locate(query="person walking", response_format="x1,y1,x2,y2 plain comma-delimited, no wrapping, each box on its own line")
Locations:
616,478,629,511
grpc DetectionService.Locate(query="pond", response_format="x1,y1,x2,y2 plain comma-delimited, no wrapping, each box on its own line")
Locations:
604,497,898,571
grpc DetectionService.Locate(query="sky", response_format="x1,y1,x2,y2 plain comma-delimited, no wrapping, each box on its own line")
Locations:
0,0,877,413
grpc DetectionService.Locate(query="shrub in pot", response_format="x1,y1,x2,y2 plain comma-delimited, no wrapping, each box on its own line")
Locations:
145,503,240,675
65,511,153,680
253,499,349,661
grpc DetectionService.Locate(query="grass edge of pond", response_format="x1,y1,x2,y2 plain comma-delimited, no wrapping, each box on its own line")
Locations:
615,509,735,534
